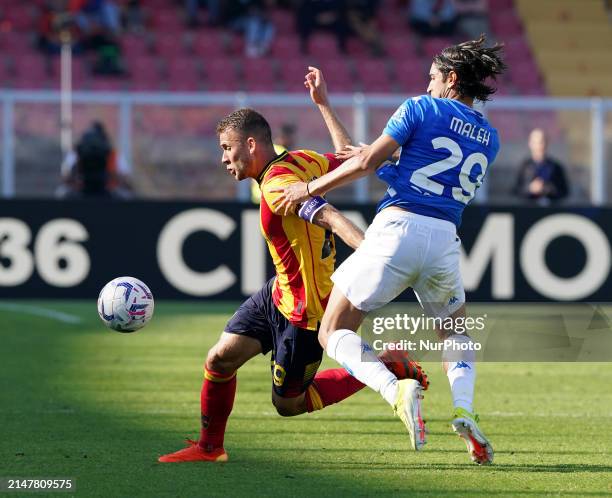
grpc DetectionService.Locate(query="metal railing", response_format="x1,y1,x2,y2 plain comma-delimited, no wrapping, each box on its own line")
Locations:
1,90,610,203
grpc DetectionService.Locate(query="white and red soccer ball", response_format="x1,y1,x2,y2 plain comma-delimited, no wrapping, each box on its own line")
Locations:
97,276,154,332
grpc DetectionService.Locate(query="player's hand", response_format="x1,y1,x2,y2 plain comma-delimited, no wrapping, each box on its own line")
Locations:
335,143,369,160
304,66,329,106
270,182,310,216
529,177,545,195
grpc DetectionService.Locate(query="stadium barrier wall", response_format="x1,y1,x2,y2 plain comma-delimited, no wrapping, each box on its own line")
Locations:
0,199,609,302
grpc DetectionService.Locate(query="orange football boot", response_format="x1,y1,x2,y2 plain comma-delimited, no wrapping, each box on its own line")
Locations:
158,439,228,463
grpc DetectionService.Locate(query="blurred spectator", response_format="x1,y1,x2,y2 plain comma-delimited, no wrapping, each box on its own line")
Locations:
37,0,82,55
252,123,298,203
273,122,296,153
122,0,146,34
513,128,569,204
228,0,275,58
57,121,133,199
185,0,222,27
409,0,457,37
453,0,488,39
69,0,124,74
295,0,349,54
347,0,384,56
70,0,121,36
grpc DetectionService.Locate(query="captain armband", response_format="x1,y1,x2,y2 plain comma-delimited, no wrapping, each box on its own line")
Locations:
297,196,329,223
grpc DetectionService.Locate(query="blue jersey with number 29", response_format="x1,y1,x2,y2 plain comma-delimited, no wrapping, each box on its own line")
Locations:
377,95,500,227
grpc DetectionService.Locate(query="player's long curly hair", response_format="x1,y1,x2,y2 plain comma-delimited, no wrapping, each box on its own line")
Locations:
434,34,506,102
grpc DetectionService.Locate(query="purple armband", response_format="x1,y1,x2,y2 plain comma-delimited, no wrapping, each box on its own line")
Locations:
297,196,328,223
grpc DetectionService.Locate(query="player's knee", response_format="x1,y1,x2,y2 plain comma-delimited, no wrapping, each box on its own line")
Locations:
205,347,235,375
271,396,302,417
317,326,332,349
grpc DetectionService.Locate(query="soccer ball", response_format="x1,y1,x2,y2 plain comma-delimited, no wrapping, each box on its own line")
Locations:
97,276,154,332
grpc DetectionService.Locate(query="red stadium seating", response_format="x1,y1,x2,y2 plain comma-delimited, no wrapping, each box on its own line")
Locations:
315,58,355,92
155,33,188,58
152,8,183,29
358,58,392,93
422,37,454,58
165,58,202,91
122,34,152,58
277,59,310,92
203,58,240,91
0,0,547,99
271,35,301,59
191,30,229,57
241,58,277,92
308,34,341,58
269,9,294,35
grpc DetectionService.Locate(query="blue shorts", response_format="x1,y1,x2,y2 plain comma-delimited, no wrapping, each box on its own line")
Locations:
224,278,323,398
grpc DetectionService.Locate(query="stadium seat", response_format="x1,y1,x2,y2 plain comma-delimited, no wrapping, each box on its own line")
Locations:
122,34,153,59
152,8,183,29
1,5,36,31
0,31,34,54
165,58,202,91
487,0,515,9
358,59,392,93
490,10,524,37
202,58,240,91
277,59,311,92
384,34,419,60
308,34,341,58
88,77,128,91
270,35,301,59
155,33,188,58
191,30,229,57
128,57,163,90
13,55,51,88
378,9,409,33
241,58,277,92
269,8,295,35
315,58,355,92
422,37,454,58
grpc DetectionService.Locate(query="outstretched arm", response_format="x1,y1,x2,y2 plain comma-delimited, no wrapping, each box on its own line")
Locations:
305,66,352,152
271,134,400,215
311,204,364,250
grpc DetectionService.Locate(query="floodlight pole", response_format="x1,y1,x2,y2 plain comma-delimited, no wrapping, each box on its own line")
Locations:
60,30,72,155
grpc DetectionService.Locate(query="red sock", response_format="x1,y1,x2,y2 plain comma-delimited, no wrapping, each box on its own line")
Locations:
305,368,365,412
199,369,237,451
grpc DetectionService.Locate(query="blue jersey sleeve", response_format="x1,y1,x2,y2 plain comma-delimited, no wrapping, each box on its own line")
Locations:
383,97,426,146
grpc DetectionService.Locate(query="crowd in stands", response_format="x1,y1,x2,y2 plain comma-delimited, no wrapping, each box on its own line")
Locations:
0,0,543,95
1,0,575,202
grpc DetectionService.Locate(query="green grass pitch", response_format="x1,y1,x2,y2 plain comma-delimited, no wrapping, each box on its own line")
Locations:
2,301,612,497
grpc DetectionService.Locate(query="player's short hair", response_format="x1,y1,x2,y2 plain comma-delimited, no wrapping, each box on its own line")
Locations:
216,108,273,144
433,34,506,102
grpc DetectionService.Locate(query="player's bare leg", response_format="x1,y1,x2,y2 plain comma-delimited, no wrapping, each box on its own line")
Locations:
319,285,426,450
269,356,428,418
158,333,261,463
439,305,493,465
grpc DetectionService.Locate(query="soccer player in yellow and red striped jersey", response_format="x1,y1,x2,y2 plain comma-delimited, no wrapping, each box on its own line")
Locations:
158,71,428,464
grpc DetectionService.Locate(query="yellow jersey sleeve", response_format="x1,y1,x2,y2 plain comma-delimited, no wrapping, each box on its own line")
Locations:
260,171,302,216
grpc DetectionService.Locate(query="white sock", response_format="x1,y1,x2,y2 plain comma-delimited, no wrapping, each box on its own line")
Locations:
443,334,476,413
326,329,398,406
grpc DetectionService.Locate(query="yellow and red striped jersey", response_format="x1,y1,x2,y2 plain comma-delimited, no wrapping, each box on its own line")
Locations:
258,150,343,330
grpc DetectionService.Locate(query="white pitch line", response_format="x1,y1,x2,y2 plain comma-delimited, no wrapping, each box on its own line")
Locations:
0,302,82,324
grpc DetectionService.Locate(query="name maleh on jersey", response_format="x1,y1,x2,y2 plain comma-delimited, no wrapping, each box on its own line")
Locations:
449,116,491,146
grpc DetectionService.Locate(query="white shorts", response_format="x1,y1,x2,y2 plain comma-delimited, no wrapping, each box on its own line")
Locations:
332,209,465,318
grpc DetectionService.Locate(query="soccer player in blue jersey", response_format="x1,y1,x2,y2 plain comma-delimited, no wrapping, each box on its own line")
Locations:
272,36,506,464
